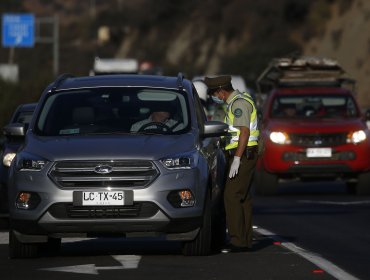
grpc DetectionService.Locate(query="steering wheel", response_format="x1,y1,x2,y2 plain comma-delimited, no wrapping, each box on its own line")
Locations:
138,122,173,133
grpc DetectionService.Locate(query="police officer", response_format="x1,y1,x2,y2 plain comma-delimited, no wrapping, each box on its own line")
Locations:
204,75,259,253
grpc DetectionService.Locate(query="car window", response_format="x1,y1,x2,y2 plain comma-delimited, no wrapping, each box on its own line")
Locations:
35,87,190,136
270,95,359,118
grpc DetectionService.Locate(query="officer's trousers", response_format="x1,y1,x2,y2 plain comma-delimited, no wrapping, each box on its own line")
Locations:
224,150,257,248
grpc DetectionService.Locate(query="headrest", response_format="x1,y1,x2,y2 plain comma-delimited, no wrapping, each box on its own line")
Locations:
72,107,95,124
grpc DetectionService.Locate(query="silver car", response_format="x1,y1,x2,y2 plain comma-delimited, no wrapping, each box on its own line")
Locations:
7,73,228,258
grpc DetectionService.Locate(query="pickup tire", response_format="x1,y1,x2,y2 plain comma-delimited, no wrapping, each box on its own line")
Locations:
182,192,212,256
9,230,40,258
356,172,370,195
254,168,278,196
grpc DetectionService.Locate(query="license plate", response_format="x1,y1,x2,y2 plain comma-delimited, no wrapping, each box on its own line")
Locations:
82,191,125,206
306,148,332,158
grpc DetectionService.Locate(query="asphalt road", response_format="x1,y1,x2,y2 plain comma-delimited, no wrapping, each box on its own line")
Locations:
253,181,370,280
0,229,337,280
0,180,367,280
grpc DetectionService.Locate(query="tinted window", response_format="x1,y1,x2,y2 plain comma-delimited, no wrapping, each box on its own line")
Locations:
35,87,190,136
271,95,359,118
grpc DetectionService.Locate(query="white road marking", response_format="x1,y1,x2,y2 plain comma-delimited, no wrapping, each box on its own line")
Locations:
41,264,99,275
0,232,8,245
40,255,141,274
298,200,370,206
254,226,360,280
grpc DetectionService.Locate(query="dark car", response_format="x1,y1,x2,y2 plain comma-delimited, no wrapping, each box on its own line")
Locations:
0,103,37,213
7,73,228,258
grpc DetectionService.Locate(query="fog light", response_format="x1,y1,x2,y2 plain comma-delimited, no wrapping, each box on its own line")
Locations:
168,190,195,208
16,192,41,210
179,190,195,207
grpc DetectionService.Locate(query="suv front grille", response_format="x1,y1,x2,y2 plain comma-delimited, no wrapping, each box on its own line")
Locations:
48,202,159,219
49,160,159,189
289,133,347,147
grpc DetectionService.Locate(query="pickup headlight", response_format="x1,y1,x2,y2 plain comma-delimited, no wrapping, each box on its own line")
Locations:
15,152,48,171
3,152,16,167
347,130,367,144
269,131,291,145
160,150,199,169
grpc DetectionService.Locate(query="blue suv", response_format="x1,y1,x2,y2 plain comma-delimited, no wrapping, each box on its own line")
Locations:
7,73,228,258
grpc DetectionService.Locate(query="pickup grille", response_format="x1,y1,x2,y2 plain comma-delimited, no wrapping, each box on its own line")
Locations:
289,133,347,147
49,160,159,189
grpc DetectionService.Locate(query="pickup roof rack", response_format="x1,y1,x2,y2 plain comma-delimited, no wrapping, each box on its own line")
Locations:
256,55,356,93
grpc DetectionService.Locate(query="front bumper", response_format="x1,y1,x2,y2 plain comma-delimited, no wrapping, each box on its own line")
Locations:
10,208,202,242
262,141,370,175
8,161,208,241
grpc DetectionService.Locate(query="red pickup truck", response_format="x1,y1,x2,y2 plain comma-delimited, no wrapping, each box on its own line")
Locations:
254,56,370,195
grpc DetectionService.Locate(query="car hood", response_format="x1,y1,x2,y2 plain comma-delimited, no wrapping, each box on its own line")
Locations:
265,117,366,133
23,133,197,161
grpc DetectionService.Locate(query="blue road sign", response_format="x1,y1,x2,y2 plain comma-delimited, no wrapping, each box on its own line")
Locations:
2,14,35,47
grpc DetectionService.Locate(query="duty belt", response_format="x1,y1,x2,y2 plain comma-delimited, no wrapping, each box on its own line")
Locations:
227,146,258,157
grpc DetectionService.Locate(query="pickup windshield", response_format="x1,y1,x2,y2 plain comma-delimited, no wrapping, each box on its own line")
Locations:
35,87,190,136
270,94,359,119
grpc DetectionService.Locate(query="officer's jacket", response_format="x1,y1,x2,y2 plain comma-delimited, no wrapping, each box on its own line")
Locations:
224,92,259,150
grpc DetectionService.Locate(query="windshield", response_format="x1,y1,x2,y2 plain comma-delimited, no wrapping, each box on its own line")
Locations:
270,94,359,119
35,87,190,136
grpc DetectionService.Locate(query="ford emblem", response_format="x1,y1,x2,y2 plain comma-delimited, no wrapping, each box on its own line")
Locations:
94,165,113,174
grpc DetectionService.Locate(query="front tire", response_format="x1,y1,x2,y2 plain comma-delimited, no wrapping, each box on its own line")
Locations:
9,230,40,258
356,172,370,195
182,193,212,256
0,184,8,213
42,237,62,256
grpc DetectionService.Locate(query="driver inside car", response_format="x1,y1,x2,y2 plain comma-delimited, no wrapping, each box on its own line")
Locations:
130,109,184,133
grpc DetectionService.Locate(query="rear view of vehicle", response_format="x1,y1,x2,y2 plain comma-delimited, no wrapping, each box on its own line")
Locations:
255,56,370,195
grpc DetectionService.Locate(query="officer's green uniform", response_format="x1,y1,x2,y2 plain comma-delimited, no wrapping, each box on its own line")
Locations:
204,75,260,249
223,90,259,248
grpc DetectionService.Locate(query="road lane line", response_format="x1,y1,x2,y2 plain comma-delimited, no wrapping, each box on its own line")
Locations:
0,232,8,244
254,226,360,280
298,200,370,206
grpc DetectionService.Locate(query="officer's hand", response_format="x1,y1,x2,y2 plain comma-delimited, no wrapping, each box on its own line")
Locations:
229,156,241,178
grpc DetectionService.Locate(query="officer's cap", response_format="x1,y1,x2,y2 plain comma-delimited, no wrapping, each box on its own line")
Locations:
204,75,232,94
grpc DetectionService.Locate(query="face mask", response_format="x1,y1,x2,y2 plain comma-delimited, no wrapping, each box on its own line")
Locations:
212,95,224,104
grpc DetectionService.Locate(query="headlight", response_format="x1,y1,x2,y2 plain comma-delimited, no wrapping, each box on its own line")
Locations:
269,131,291,145
160,150,199,169
347,130,367,144
15,152,49,171
3,152,16,167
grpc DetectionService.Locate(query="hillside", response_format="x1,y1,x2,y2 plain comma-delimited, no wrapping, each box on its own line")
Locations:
304,0,370,108
0,0,369,127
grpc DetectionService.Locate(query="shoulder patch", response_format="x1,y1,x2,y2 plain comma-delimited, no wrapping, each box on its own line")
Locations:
233,108,243,118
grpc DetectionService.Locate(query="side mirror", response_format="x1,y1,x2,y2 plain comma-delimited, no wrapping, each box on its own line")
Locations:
3,123,26,137
202,121,228,138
